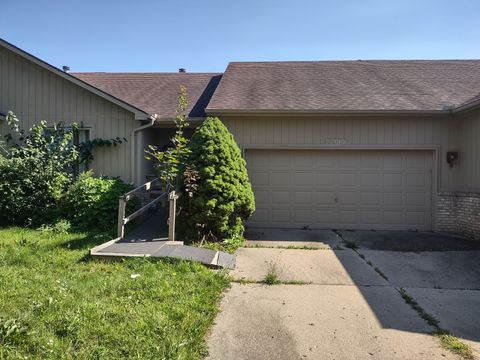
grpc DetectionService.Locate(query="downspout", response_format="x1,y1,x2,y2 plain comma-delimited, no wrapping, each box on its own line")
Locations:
131,114,157,184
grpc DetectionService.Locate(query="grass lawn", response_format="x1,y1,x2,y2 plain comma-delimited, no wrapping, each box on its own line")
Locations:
0,227,230,359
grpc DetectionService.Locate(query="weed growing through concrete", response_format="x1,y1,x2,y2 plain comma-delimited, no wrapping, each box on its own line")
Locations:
263,262,281,285
436,332,474,360
237,277,256,285
398,288,439,327
243,244,322,250
234,278,310,285
283,280,312,285
374,267,389,280
344,240,358,249
355,252,389,281
398,288,474,359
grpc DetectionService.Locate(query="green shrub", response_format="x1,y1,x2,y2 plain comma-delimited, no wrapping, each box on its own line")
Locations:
61,171,133,231
0,114,77,226
178,117,255,241
0,155,68,225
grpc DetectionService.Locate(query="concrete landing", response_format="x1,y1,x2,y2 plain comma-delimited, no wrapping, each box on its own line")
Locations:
90,240,235,269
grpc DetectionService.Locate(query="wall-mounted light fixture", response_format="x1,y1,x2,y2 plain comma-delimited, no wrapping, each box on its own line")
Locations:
446,151,459,167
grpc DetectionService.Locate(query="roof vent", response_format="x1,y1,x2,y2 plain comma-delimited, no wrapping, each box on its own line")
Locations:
62,65,70,73
179,68,186,73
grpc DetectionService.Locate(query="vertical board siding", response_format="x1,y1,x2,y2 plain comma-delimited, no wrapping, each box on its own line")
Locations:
222,115,461,192
0,46,136,182
457,109,480,191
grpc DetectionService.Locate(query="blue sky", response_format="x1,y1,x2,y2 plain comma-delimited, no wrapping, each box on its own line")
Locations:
1,0,479,72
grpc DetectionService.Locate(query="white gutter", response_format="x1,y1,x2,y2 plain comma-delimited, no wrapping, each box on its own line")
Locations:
131,114,157,184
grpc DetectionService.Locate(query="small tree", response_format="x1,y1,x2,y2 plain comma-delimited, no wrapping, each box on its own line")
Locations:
178,117,255,241
145,86,191,188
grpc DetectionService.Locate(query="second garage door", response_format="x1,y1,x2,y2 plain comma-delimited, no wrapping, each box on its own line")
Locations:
245,149,433,231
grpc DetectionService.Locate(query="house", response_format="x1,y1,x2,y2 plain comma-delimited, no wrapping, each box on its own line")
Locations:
0,38,220,183
1,38,479,239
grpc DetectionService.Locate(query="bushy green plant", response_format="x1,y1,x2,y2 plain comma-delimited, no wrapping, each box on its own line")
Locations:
61,171,133,231
37,219,72,234
0,153,69,225
0,112,129,228
178,117,255,241
0,112,78,225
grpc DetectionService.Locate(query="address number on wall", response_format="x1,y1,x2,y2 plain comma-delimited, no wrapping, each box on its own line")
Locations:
325,138,348,145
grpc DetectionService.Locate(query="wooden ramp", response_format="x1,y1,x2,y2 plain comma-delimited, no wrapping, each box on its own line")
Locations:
90,180,236,269
89,208,235,269
90,239,235,269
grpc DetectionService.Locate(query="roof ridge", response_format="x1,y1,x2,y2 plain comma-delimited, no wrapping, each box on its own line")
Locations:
227,59,480,65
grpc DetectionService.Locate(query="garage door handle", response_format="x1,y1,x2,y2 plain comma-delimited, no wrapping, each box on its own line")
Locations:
334,197,338,203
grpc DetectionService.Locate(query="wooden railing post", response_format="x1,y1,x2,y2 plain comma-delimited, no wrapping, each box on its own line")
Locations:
168,190,178,242
117,196,126,239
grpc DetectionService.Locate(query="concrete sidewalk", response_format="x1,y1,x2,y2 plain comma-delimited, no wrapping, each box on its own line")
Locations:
208,284,457,360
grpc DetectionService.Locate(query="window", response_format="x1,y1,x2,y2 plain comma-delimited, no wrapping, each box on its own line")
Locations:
74,128,90,146
45,125,91,174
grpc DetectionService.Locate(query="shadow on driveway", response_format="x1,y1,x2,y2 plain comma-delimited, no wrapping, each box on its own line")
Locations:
242,228,480,345
338,230,480,251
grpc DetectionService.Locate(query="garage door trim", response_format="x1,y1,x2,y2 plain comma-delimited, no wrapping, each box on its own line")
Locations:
242,145,439,231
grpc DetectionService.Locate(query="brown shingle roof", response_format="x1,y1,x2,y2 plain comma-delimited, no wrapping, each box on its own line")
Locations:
206,60,480,112
72,72,222,118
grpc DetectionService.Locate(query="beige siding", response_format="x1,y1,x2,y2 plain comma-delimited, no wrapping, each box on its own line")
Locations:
0,45,136,182
221,115,459,192
457,108,480,191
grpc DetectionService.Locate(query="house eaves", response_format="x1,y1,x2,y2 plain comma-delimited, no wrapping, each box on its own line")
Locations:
0,38,149,120
205,108,452,117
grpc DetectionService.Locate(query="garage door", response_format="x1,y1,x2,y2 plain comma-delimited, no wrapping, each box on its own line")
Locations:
245,149,433,230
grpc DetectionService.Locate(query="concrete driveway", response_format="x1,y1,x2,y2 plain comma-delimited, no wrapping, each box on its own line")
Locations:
207,229,480,360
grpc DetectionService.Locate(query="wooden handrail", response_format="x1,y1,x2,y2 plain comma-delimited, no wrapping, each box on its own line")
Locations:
117,179,170,238
123,191,168,225
123,178,163,201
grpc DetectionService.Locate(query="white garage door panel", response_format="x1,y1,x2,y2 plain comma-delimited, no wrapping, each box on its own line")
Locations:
246,149,433,230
